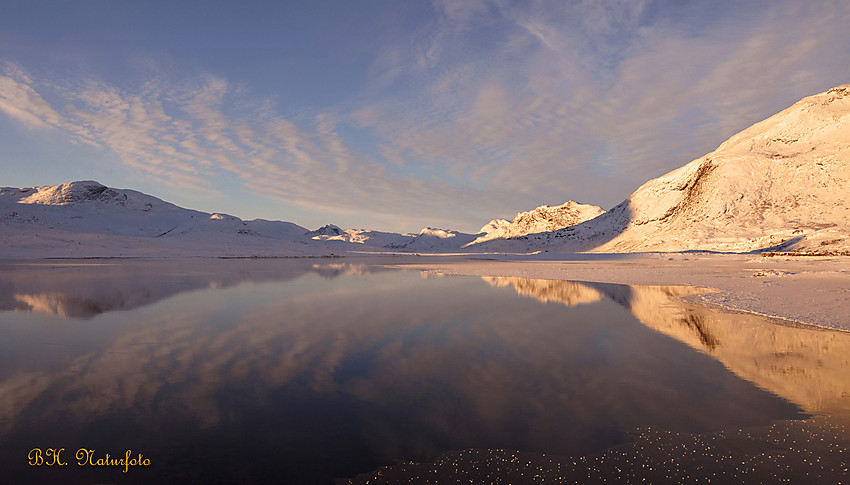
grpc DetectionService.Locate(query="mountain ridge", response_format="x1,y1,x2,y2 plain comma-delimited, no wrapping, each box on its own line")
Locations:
2,85,848,257
477,84,850,254
468,201,605,246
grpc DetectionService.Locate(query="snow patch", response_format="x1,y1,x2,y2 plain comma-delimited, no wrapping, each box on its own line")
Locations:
210,213,241,221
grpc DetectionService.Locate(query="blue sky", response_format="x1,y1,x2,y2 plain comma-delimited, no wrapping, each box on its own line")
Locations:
1,0,849,233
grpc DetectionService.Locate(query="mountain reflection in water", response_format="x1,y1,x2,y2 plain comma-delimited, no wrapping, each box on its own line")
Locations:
481,276,850,416
0,260,846,484
0,259,379,318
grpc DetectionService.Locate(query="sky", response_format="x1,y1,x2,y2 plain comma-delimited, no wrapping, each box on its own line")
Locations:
1,0,848,233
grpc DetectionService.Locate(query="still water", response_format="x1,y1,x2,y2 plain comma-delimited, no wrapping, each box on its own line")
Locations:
0,259,847,484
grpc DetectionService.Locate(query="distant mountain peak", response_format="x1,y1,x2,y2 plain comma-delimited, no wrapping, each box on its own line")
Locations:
307,224,344,237
418,227,459,238
468,200,605,246
17,180,116,206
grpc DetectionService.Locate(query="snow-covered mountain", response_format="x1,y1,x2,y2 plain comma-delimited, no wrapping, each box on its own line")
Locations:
307,224,346,238
391,227,478,252
480,85,850,254
1,180,308,238
307,225,415,249
3,86,848,257
0,181,478,257
314,226,478,252
0,181,330,257
468,201,605,246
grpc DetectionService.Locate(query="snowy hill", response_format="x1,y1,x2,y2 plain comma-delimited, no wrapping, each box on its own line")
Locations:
1,181,308,238
0,181,451,257
480,85,850,254
306,224,415,249
467,201,605,246
0,181,326,257
307,225,478,252
391,227,478,252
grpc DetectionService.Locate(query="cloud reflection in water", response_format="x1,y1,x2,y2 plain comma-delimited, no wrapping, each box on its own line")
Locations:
1,261,843,483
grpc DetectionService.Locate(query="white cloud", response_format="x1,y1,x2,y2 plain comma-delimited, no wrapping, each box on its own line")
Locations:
0,64,64,130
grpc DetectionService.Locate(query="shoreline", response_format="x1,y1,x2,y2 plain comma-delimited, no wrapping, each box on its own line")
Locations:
394,252,850,333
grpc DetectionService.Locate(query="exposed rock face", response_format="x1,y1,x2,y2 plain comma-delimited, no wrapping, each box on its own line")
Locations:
307,224,345,237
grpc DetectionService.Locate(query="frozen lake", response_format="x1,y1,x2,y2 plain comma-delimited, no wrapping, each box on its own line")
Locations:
0,259,847,484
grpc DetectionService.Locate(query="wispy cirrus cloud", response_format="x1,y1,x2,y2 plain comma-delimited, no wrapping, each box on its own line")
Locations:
0,63,65,130
0,66,496,228
351,0,850,213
